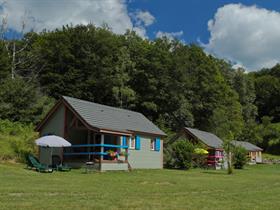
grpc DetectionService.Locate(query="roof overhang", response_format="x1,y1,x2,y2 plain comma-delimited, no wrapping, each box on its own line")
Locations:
36,97,161,137
183,127,223,150
129,130,167,138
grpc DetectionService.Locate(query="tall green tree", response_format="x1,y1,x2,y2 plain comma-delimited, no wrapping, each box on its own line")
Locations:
0,77,53,124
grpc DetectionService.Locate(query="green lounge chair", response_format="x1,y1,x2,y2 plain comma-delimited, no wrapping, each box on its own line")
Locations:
27,154,53,173
52,155,71,172
56,163,71,172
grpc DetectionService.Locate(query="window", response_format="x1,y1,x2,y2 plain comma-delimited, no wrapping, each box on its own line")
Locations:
150,139,155,151
129,137,135,149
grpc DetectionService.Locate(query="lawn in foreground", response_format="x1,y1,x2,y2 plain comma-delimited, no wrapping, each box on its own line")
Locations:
0,164,279,210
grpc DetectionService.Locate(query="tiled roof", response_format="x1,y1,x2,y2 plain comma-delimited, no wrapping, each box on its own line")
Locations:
63,96,166,136
184,127,223,149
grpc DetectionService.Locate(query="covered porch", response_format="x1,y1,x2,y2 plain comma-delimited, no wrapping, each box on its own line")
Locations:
63,132,129,170
62,106,131,171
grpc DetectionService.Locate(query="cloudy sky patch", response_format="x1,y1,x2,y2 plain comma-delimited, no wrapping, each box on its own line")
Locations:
0,0,154,38
204,4,280,71
1,1,280,71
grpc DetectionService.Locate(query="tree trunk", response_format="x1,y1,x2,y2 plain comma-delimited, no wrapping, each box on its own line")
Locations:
11,42,15,79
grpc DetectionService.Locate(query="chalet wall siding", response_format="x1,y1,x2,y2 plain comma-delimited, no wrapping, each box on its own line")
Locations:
128,136,163,169
101,163,128,171
40,105,65,137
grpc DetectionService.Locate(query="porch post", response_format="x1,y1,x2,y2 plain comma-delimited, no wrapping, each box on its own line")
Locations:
100,134,104,161
87,130,90,160
125,137,129,162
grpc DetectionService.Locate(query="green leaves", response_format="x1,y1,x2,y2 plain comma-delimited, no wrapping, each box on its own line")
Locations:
1,24,280,156
232,146,248,169
171,139,195,169
0,77,54,124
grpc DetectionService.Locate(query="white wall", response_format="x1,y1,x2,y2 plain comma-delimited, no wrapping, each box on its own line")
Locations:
128,135,163,169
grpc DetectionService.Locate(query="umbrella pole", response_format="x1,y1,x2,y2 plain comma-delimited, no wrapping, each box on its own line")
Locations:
61,147,64,164
51,147,53,168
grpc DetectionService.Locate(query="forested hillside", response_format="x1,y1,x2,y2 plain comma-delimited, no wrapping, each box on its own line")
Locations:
0,24,279,154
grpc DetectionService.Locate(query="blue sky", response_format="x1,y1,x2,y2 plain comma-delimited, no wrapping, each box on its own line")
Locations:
1,0,280,71
128,0,280,43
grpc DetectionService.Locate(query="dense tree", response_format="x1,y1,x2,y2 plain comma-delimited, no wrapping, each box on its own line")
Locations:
252,64,280,122
0,77,54,124
254,75,280,122
233,69,257,122
0,24,279,154
0,42,10,81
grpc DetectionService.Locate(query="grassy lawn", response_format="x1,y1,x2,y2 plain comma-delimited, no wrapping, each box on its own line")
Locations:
0,164,279,210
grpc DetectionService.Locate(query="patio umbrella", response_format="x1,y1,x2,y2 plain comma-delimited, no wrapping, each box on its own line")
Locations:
35,135,71,147
35,135,71,165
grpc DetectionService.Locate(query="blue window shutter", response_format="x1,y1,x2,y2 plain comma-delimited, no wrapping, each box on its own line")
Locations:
122,136,127,146
155,138,160,151
135,136,141,150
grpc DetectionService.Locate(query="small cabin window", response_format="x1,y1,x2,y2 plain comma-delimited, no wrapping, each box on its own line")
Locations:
150,139,155,151
129,137,135,149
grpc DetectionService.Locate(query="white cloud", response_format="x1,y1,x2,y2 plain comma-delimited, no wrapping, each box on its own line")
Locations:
134,10,155,26
130,10,155,38
204,4,280,71
155,30,183,40
0,0,154,38
132,26,147,38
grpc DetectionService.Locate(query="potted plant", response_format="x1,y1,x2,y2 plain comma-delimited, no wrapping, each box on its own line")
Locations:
107,150,118,160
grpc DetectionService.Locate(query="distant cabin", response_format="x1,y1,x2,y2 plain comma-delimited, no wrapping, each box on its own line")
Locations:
175,127,226,169
232,141,263,164
36,96,166,171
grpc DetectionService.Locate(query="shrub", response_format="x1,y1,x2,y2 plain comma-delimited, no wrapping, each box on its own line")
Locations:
171,139,194,169
233,146,248,169
0,119,38,162
10,134,38,162
163,145,175,168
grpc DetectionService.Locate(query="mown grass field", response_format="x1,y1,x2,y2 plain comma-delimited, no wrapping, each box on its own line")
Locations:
0,163,279,210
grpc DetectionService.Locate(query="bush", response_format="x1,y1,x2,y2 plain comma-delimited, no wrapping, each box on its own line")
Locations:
171,139,194,169
163,144,175,168
233,146,248,169
0,119,38,162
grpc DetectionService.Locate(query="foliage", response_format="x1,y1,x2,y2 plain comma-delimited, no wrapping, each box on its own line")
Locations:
0,42,10,81
0,119,38,162
233,69,258,123
253,65,280,122
0,24,279,155
170,139,194,169
262,153,280,161
258,117,280,155
16,25,245,134
232,146,248,169
0,77,54,124
223,131,235,174
237,120,262,145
